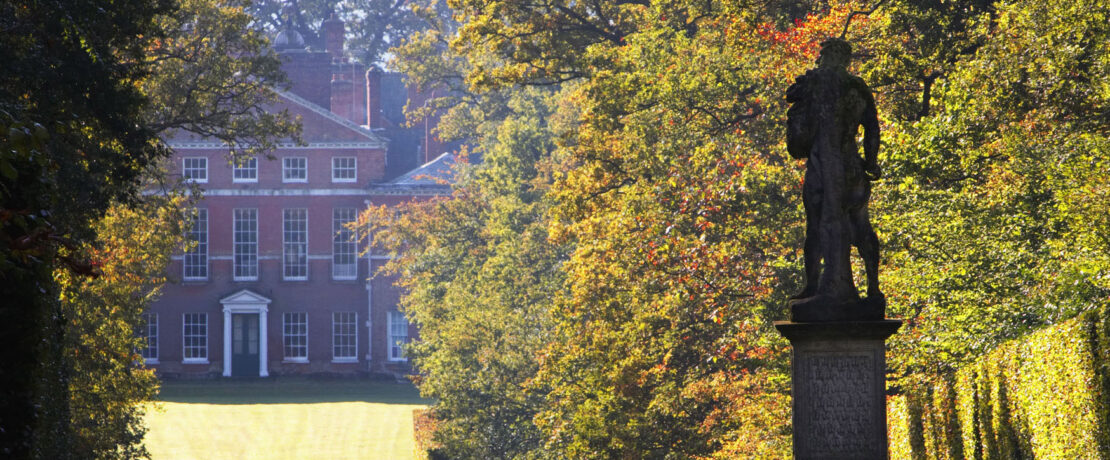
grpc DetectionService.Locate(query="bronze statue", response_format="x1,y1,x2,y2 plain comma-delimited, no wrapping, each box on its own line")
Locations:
786,38,884,321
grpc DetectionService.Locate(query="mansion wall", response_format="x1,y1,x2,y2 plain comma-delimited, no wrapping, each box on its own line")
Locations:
143,14,453,378
145,152,424,378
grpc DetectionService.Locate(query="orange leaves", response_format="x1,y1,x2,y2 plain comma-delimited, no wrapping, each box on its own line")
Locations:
745,3,880,88
421,0,901,455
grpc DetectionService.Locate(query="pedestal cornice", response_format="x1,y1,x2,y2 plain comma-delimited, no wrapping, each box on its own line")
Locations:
774,319,903,342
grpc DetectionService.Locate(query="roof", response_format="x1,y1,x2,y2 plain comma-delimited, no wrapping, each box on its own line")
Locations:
274,90,388,146
164,88,389,150
369,152,455,195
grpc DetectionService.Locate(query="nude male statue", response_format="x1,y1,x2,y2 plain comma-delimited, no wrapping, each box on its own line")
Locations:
785,38,884,321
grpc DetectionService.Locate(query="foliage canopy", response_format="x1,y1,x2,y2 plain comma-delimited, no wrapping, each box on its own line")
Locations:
1,0,300,456
385,0,1110,457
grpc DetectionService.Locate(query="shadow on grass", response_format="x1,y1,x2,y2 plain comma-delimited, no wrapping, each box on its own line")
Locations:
156,375,432,405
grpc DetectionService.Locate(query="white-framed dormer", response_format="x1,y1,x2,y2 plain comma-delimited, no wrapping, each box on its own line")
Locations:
220,289,271,377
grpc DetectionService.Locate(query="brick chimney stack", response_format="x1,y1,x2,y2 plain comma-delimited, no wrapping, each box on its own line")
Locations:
366,67,383,129
324,13,344,60
331,72,353,121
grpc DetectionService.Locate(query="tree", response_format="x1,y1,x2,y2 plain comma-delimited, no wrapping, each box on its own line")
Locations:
146,0,301,158
248,0,338,46
855,0,996,121
858,0,1110,383
55,195,188,459
1,0,171,455
0,0,299,456
342,0,433,65
387,0,1110,456
383,5,577,457
365,84,566,458
247,0,428,65
387,0,863,456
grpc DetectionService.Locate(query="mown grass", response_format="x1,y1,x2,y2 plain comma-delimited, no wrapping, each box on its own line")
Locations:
144,377,430,460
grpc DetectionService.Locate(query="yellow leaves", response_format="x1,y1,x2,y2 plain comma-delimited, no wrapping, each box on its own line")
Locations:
59,195,186,316
399,0,1110,455
892,311,1110,458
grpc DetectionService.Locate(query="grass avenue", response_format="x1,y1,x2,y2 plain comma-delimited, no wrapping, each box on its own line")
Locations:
144,378,429,460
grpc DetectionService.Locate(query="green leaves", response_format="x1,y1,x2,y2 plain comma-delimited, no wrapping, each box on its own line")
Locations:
55,196,186,459
365,87,565,459
1,0,310,455
872,0,1110,380
891,306,1110,459
389,0,1109,457
146,0,300,158
2,0,171,450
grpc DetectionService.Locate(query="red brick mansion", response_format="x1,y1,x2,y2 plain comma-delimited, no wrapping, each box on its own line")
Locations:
142,17,453,378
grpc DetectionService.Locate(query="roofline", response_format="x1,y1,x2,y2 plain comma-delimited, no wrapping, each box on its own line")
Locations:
167,141,385,150
385,152,456,185
274,89,389,148
365,185,452,196
141,187,451,197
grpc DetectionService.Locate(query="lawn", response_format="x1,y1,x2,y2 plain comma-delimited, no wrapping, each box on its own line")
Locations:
144,377,430,460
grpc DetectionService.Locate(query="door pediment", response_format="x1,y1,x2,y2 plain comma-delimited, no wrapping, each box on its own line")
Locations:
220,289,271,313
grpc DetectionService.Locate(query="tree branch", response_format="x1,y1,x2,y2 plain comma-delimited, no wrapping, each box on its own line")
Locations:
839,0,888,39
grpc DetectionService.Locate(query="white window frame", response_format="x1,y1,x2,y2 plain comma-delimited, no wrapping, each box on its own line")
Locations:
332,208,357,280
139,313,158,364
388,311,409,362
183,313,208,363
184,208,208,280
331,157,357,183
282,157,307,183
233,209,258,281
282,312,308,362
183,157,208,183
232,157,258,183
332,312,358,362
283,209,308,280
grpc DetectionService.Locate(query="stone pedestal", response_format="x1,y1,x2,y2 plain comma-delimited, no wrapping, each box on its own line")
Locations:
774,320,902,460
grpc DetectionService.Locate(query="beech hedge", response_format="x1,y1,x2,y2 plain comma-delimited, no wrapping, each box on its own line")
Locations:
890,305,1110,459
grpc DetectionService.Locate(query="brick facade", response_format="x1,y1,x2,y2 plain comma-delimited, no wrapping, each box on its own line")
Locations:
145,19,451,378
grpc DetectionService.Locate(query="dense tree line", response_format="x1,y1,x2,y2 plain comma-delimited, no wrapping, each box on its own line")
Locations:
373,0,1108,458
3,0,1100,457
0,0,296,457
247,0,432,65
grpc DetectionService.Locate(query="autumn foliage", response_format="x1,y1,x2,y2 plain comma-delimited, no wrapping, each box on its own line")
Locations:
54,197,187,459
377,0,1110,457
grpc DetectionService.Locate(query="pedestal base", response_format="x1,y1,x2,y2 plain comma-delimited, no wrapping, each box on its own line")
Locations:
789,294,886,322
774,320,902,460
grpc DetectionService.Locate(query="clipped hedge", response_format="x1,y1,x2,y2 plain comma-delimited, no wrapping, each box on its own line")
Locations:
414,408,447,460
890,305,1110,459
